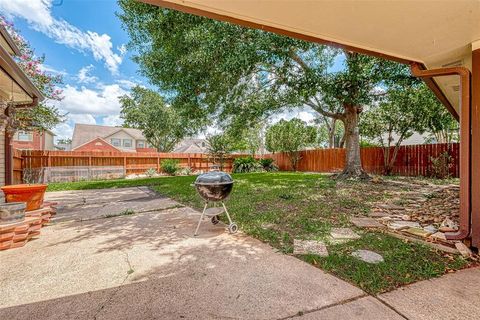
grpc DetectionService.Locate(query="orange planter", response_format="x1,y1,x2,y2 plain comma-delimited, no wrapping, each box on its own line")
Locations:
1,184,48,211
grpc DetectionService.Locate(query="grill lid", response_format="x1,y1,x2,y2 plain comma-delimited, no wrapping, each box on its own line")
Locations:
195,171,233,185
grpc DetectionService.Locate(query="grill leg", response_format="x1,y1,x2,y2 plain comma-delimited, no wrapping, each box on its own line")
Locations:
222,202,233,225
194,202,208,236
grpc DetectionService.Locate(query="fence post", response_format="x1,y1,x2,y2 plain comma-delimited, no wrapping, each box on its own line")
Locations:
123,156,127,176
157,155,160,172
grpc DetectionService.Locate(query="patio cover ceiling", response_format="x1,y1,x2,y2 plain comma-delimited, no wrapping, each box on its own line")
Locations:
141,0,480,118
0,25,43,106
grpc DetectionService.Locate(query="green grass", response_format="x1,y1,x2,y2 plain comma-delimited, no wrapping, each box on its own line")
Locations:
47,172,470,294
301,232,466,294
47,176,169,192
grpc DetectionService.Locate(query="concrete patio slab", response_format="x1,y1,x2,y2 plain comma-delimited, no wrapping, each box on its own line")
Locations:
46,187,181,222
300,296,404,320
379,267,480,320
0,188,382,320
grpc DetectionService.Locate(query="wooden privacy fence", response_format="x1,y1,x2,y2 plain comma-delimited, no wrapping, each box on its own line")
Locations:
267,143,460,177
14,150,239,184
13,143,459,183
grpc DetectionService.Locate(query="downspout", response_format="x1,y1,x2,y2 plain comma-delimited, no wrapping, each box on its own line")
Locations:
4,97,39,185
411,63,471,240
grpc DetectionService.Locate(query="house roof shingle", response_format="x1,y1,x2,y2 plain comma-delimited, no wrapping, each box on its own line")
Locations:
71,124,145,149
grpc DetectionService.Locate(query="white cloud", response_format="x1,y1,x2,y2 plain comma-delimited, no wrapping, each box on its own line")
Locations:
54,84,127,115
52,114,96,141
0,0,122,73
298,111,315,123
69,114,96,125
39,64,67,76
102,114,123,127
115,79,138,89
77,65,98,84
270,107,317,124
52,122,73,140
118,44,127,55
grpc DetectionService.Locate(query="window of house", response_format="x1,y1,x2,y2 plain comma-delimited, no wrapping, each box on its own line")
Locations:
111,138,121,147
137,140,145,148
15,131,33,141
123,139,132,148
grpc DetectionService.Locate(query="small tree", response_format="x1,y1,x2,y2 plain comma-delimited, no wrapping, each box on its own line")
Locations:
424,103,459,144
119,86,192,152
265,118,317,170
361,85,434,175
206,133,235,170
0,17,64,131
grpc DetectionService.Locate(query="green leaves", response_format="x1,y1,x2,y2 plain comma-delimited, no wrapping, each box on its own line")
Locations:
265,119,317,170
119,86,192,152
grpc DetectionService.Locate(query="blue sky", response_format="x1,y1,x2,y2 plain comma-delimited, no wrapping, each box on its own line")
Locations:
0,0,147,140
0,0,346,141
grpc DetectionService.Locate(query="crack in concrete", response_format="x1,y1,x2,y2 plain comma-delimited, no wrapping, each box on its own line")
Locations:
92,250,133,320
276,294,368,320
374,296,409,320
276,292,411,320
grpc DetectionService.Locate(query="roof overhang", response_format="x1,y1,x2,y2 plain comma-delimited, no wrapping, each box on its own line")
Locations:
0,25,21,56
0,42,44,106
140,0,480,119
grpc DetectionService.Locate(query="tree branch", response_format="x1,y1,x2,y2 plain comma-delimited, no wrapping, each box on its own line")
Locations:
305,99,344,121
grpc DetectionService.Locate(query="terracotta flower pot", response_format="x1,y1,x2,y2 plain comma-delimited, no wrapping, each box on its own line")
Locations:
1,184,48,211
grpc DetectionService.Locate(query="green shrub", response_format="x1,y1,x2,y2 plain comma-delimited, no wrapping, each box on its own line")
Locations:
429,151,453,179
233,156,263,173
161,159,180,175
180,166,193,176
259,158,278,172
145,167,157,177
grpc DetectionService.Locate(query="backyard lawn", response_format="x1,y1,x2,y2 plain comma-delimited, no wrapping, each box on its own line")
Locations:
47,172,471,294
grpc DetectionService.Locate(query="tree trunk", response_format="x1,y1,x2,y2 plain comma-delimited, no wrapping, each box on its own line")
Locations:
328,118,336,149
337,105,369,179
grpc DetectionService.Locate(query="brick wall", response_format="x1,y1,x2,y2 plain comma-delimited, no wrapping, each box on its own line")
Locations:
73,138,121,152
12,131,42,150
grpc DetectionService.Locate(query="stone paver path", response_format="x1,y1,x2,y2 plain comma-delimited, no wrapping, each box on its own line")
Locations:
1,187,479,319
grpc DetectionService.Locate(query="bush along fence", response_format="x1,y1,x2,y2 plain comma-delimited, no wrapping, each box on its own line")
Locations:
266,143,459,178
13,150,241,184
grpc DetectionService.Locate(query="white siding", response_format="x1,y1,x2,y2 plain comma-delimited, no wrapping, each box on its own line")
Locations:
44,131,55,150
105,131,137,151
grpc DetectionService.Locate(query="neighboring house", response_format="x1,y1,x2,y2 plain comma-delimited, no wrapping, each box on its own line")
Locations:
174,139,208,153
72,124,155,152
0,25,43,186
71,124,208,153
12,129,56,150
55,142,71,151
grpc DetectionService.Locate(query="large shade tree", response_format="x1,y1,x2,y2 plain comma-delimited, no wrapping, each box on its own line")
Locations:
118,1,415,179
119,86,192,152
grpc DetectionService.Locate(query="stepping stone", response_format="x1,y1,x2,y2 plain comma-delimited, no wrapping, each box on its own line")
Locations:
369,211,390,218
388,220,421,230
293,239,328,256
350,217,384,228
403,227,432,238
351,249,384,264
328,228,361,244
423,225,437,234
376,203,405,210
